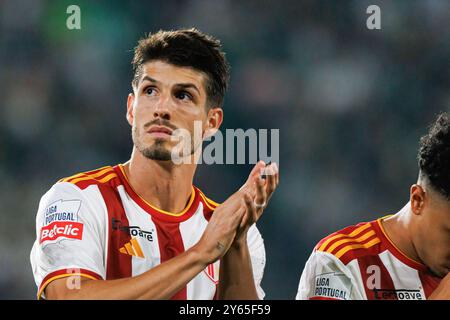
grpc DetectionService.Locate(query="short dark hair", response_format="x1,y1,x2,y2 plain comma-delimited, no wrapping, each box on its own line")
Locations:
418,112,450,199
131,28,230,108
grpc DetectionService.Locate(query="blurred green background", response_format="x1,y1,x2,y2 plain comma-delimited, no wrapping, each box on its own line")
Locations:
0,0,449,299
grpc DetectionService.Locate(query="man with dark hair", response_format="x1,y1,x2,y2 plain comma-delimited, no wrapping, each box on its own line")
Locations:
30,28,279,300
297,113,449,300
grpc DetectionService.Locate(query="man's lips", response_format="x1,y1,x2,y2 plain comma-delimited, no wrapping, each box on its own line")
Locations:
147,126,173,137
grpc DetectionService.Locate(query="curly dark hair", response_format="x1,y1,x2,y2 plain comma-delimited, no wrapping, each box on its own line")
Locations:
131,28,230,108
418,112,450,199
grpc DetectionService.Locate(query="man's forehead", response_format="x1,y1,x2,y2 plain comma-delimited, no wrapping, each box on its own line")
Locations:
139,60,206,89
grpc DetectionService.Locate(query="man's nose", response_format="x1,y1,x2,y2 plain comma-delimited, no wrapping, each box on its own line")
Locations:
153,94,172,120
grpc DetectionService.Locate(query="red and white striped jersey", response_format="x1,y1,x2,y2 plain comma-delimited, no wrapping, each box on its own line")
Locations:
296,217,442,300
30,164,266,300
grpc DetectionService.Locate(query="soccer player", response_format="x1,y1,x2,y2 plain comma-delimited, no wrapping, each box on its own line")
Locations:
30,29,279,300
297,113,450,300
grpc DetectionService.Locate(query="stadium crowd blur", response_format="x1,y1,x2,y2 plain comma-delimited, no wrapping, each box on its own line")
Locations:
0,0,449,298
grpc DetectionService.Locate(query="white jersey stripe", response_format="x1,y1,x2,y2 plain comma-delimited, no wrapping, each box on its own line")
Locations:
179,203,217,299
378,251,426,300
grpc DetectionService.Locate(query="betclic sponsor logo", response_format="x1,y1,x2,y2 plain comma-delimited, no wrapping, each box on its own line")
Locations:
40,221,84,244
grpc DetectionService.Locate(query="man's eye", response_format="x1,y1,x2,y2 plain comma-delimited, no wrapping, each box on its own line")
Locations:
175,91,192,101
144,87,156,95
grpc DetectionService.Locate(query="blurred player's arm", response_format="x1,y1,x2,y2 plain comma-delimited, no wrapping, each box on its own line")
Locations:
428,273,450,299
218,161,279,300
45,188,248,300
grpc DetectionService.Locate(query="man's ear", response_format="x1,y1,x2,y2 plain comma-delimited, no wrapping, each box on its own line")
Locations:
126,93,135,126
410,184,426,216
204,107,223,138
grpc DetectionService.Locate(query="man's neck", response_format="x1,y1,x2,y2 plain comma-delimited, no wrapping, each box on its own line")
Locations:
381,203,424,265
123,148,197,213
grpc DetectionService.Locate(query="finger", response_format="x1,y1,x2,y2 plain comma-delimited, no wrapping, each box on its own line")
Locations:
239,199,249,229
270,163,278,191
238,207,246,229
265,164,276,196
232,206,246,229
269,162,279,186
255,175,266,212
274,162,279,186
244,192,257,224
259,161,272,181
242,161,266,191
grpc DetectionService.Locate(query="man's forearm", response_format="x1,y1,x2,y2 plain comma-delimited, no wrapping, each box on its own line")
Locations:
217,238,259,300
46,245,208,300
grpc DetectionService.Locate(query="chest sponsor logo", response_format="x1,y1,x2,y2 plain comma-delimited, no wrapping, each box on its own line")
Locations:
373,289,423,300
44,199,81,226
40,221,84,244
312,272,351,300
112,218,153,242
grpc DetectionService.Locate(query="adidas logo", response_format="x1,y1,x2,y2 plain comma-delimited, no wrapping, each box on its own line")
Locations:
119,238,145,258
204,261,220,284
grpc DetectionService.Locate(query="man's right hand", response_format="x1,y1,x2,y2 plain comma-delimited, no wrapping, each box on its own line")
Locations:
194,186,252,265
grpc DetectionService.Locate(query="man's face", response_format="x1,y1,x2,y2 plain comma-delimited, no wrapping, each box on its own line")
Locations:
412,185,450,278
127,60,221,161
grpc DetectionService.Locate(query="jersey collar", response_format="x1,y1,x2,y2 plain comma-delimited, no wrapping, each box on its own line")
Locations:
114,164,200,223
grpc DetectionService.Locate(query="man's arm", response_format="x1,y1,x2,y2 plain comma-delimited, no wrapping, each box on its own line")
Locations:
217,230,259,300
45,187,248,300
46,246,207,299
218,161,279,300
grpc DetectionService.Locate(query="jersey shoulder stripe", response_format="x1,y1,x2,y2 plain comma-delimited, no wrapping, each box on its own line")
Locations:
196,188,220,210
195,187,219,221
58,166,119,190
316,222,372,252
316,221,381,264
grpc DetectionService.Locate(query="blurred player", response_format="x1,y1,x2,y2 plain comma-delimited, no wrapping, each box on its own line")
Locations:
297,113,450,300
30,29,279,300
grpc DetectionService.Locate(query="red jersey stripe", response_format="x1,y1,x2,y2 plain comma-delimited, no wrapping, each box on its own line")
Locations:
357,254,397,300
418,270,442,298
152,218,187,300
98,184,133,280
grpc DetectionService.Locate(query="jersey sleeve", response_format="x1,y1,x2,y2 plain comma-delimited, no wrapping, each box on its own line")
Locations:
247,224,266,300
30,182,106,299
296,249,364,300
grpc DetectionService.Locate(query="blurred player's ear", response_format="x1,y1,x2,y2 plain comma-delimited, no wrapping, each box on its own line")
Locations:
126,93,135,126
410,184,426,215
204,107,223,138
